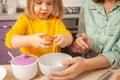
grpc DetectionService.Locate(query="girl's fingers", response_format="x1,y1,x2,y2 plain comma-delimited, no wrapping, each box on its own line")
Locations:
39,44,51,48
53,35,61,44
54,35,67,48
39,32,48,37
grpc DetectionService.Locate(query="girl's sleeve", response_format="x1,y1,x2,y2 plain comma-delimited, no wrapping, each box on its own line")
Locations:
5,14,28,48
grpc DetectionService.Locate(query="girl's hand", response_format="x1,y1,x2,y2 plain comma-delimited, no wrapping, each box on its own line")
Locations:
53,34,73,48
48,57,87,80
72,34,91,54
29,33,53,48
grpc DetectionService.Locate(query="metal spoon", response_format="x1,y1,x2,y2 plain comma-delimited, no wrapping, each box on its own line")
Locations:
97,70,113,80
8,51,15,60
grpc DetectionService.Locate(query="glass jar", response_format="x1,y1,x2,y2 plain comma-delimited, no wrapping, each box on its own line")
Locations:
6,0,17,14
0,2,2,13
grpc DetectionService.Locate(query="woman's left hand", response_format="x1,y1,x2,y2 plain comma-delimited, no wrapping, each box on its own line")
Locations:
48,57,87,80
72,34,91,54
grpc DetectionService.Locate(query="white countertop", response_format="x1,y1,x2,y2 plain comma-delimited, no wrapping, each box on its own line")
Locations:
0,12,79,21
2,65,119,80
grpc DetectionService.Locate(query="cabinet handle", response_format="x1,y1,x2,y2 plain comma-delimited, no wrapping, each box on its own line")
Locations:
0,26,11,29
0,39,5,42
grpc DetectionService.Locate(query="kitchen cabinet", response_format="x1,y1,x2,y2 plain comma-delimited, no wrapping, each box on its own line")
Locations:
0,20,20,64
63,18,78,35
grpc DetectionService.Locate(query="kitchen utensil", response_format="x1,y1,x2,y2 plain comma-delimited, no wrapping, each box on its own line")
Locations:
6,0,17,14
8,51,15,60
97,70,113,80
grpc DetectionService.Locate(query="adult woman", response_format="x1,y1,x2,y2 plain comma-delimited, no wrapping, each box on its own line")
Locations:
48,0,120,80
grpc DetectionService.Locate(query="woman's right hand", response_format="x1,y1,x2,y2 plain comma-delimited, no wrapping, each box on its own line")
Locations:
72,34,91,54
29,33,53,48
48,57,87,80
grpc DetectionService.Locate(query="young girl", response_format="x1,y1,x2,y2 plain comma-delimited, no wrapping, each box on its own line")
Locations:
5,0,73,57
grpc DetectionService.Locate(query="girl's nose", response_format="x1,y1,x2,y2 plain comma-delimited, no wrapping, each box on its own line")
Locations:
41,3,47,10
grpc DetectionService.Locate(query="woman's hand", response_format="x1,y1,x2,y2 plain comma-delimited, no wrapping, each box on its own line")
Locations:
53,34,73,48
48,55,110,80
72,34,91,54
48,57,87,80
29,33,53,48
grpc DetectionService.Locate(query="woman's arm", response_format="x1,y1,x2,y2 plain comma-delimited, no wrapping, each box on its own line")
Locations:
48,55,110,80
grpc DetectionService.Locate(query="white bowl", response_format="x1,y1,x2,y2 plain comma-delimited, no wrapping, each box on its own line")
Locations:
11,55,38,80
38,53,72,76
0,66,7,80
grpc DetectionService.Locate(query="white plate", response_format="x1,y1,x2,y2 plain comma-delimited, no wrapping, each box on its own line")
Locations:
0,66,7,80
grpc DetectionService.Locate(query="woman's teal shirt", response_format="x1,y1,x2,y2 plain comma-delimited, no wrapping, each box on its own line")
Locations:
78,0,120,68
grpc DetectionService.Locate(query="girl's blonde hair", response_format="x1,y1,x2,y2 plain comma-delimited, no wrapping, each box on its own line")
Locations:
25,0,64,19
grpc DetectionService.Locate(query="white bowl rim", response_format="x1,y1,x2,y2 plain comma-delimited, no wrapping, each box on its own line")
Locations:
0,66,7,80
11,54,38,67
38,53,72,67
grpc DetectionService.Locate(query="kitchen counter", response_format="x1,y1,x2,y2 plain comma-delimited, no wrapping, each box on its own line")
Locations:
0,12,79,21
1,65,120,80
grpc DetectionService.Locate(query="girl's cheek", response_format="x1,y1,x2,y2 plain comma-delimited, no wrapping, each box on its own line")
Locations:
34,6,39,14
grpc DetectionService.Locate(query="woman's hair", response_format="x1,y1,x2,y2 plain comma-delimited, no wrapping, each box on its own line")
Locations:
93,0,120,3
25,0,64,19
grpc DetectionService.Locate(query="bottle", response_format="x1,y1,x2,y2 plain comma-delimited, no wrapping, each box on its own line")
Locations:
0,0,3,13
6,0,17,14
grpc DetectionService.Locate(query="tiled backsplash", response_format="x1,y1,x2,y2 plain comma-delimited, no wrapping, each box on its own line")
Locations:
17,0,83,8
1,0,83,13
2,0,26,8
63,0,83,7
17,0,26,8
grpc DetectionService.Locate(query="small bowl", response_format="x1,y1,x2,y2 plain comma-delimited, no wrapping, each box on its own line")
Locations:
38,53,72,76
11,54,38,80
0,66,7,80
